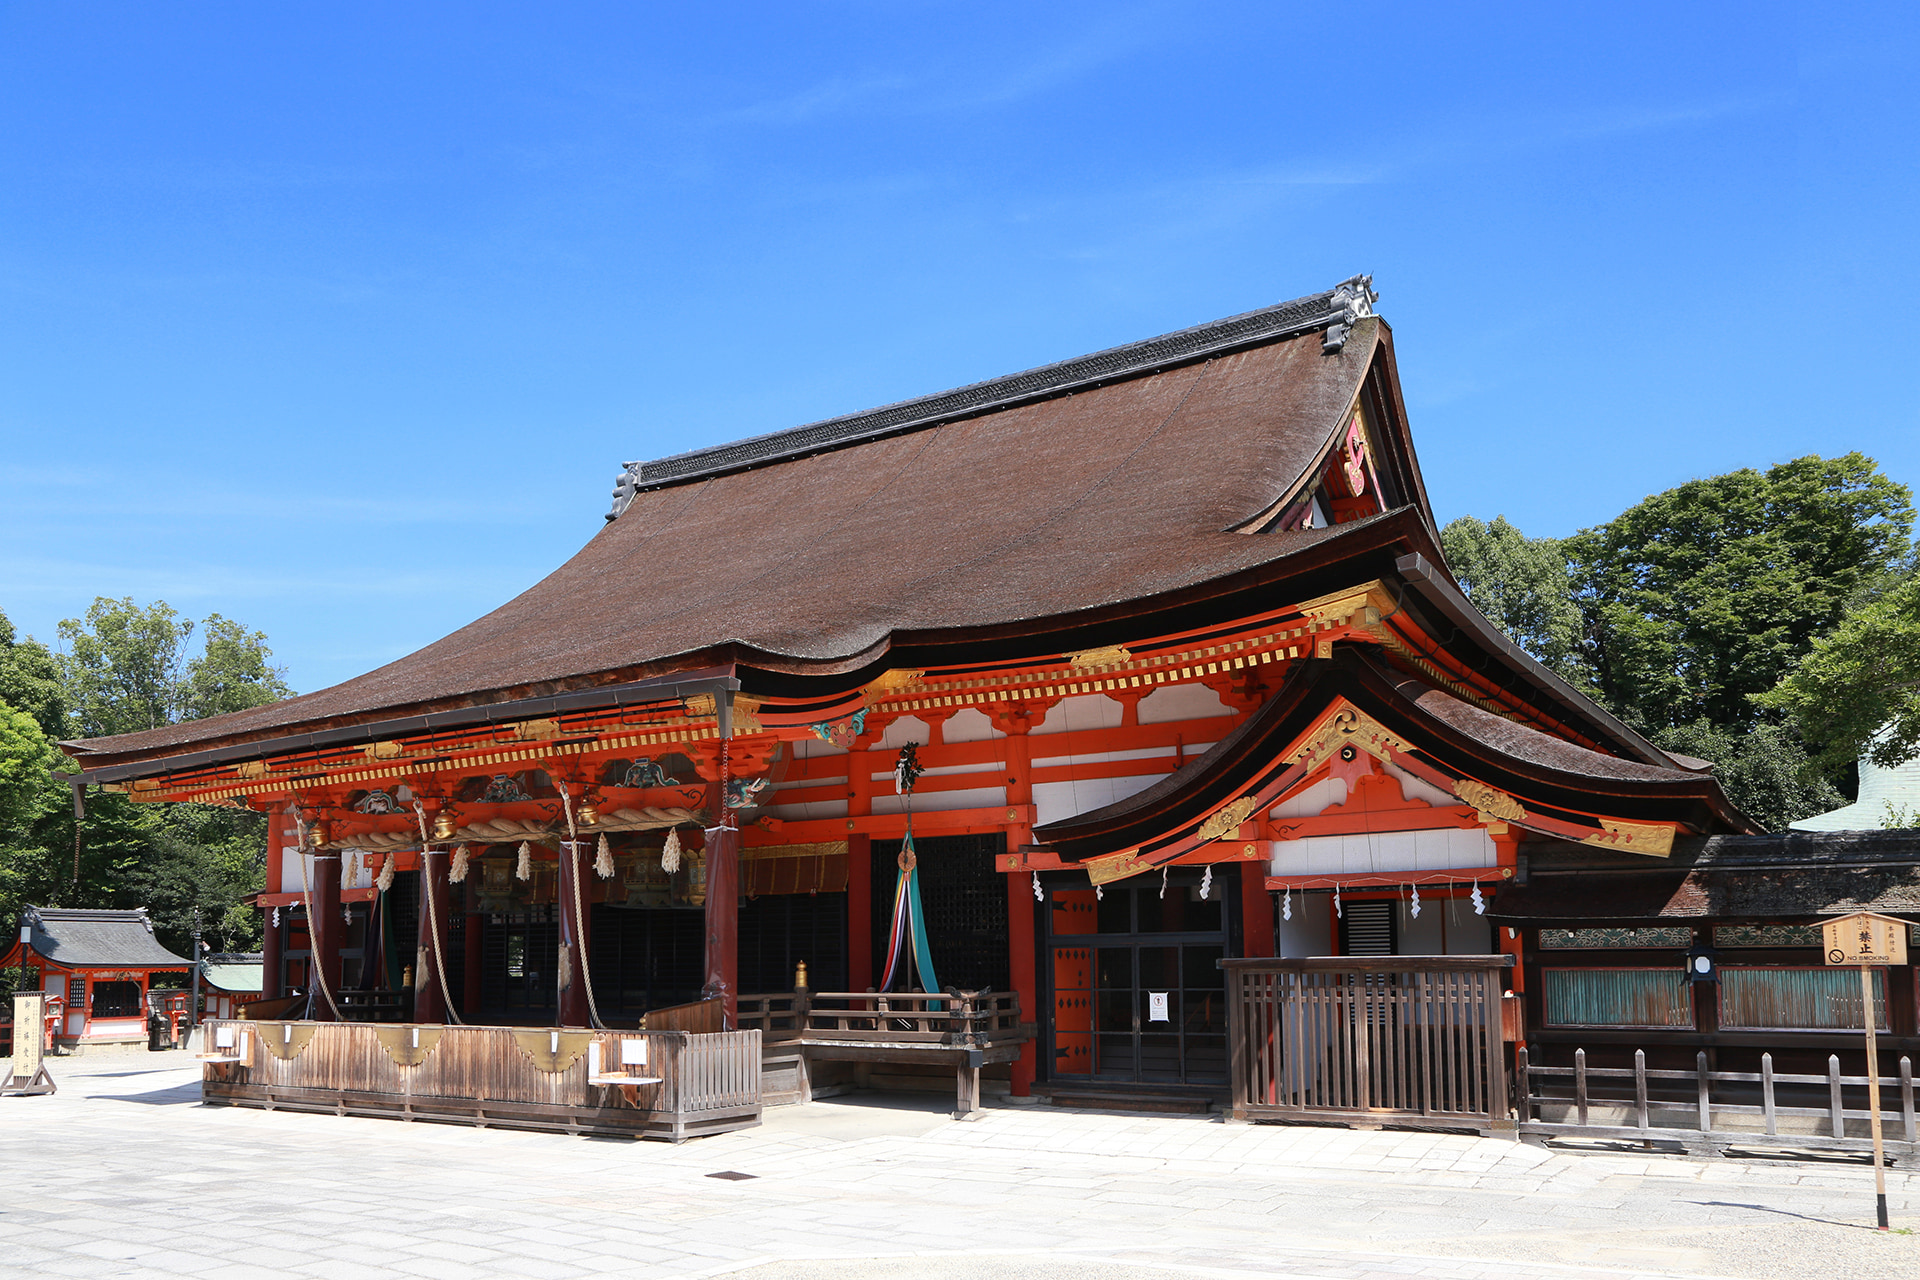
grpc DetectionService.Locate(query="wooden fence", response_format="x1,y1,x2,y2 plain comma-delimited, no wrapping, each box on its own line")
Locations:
738,990,1028,1119
199,1020,761,1141
1221,957,1516,1134
1517,1047,1920,1159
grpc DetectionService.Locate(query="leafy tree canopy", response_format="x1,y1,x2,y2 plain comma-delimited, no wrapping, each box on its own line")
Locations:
1653,721,1845,832
59,597,291,739
0,609,66,738
1439,516,1587,686
1758,571,1920,772
1564,453,1914,736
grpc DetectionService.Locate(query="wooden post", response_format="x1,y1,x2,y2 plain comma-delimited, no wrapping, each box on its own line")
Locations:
1762,1053,1776,1135
414,849,450,1025
997,703,1039,1098
846,832,873,992
309,852,342,1022
557,841,589,1028
703,823,739,1028
1240,860,1274,957
1861,963,1888,1229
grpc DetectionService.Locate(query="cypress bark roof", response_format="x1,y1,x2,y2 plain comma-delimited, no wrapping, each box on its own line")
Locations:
68,303,1406,767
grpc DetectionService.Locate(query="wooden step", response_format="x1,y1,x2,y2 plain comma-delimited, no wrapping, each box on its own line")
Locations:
1039,1087,1215,1114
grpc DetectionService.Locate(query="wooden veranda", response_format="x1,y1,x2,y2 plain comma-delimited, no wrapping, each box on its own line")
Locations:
1221,956,1519,1135
199,1019,761,1141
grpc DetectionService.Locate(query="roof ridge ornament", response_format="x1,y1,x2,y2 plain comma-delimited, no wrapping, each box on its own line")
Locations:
605,275,1378,518
1321,274,1377,355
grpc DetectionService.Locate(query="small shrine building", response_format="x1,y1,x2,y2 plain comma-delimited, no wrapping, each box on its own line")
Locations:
3,907,191,1046
61,277,1787,1103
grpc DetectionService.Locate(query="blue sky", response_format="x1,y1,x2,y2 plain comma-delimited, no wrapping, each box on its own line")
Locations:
2,3,1915,695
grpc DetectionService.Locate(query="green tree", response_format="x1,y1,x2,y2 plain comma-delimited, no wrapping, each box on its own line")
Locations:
1654,720,1845,832
0,701,73,938
122,803,266,955
0,609,65,737
1440,515,1587,685
58,597,290,738
1564,453,1915,736
1758,571,1920,772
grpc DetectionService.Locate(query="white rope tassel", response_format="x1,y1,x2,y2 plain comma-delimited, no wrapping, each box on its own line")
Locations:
595,833,614,878
516,841,532,881
375,853,395,893
1031,871,1043,902
449,844,470,883
661,826,681,874
1334,884,1342,918
1199,865,1213,900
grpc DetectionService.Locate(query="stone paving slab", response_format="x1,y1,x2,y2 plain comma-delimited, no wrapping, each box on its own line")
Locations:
0,1055,1916,1280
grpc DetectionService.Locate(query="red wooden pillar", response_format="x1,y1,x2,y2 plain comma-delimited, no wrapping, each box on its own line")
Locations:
262,906,284,1000
557,841,590,1028
997,703,1040,1097
1492,829,1524,993
463,904,484,1019
1240,860,1274,957
414,849,451,1024
846,833,873,991
308,852,342,1022
703,824,739,1026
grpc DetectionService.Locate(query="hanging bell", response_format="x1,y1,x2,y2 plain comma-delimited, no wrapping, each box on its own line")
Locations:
306,820,330,848
431,810,458,842
577,802,600,828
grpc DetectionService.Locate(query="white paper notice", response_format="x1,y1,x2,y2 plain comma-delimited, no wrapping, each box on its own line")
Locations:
1148,992,1169,1023
621,1038,649,1066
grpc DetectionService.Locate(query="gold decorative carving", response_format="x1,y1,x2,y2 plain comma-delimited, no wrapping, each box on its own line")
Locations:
359,741,407,762
260,1022,317,1061
684,693,717,718
512,719,561,742
1291,704,1409,770
1197,794,1261,842
374,1026,444,1067
1292,580,1397,629
1086,848,1152,886
1578,820,1676,859
234,759,274,780
731,695,762,735
1452,778,1525,824
1065,645,1132,669
862,669,925,701
511,1029,594,1074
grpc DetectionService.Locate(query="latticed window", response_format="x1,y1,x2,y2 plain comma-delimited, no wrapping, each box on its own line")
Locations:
1718,966,1887,1031
1541,968,1693,1028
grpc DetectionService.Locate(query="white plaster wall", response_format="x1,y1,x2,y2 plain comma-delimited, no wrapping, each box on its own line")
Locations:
1030,693,1123,736
1271,776,1346,817
790,735,846,759
1032,775,1162,826
879,715,931,749
1270,826,1496,878
871,785,1006,816
1138,684,1233,724
1277,890,1333,957
942,707,1003,743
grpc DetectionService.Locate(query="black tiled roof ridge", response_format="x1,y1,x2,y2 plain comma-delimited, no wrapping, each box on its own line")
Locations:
620,278,1368,497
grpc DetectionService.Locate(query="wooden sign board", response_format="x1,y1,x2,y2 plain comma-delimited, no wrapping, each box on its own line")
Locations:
1822,912,1909,966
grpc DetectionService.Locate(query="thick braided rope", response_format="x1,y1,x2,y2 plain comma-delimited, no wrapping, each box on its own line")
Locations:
291,817,344,1021
558,783,608,1030
411,802,466,1026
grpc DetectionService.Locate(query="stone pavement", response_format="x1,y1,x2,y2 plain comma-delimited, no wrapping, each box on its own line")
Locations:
1,1053,1916,1280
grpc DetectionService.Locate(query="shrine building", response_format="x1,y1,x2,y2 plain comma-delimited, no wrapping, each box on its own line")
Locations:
61,277,1790,1121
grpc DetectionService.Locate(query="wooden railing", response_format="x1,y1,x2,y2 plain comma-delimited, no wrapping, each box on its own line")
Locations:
199,1019,760,1141
739,990,1023,1046
1222,957,1515,1133
641,997,725,1035
1517,1047,1920,1158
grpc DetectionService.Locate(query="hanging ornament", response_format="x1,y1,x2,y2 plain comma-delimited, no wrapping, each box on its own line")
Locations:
449,844,471,883
270,906,281,929
595,833,614,878
1471,880,1485,915
375,854,395,893
515,841,531,881
1281,886,1292,922
1159,866,1169,900
342,905,353,925
1334,884,1343,918
661,827,682,874
1031,871,1043,902
1095,884,1104,900
1199,865,1213,900
1409,882,1421,919
342,850,359,891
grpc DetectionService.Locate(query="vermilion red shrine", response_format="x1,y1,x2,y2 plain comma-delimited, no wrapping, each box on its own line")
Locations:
60,278,1755,1132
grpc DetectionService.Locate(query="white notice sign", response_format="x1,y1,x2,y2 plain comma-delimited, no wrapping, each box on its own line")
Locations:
1148,992,1169,1023
621,1038,649,1066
